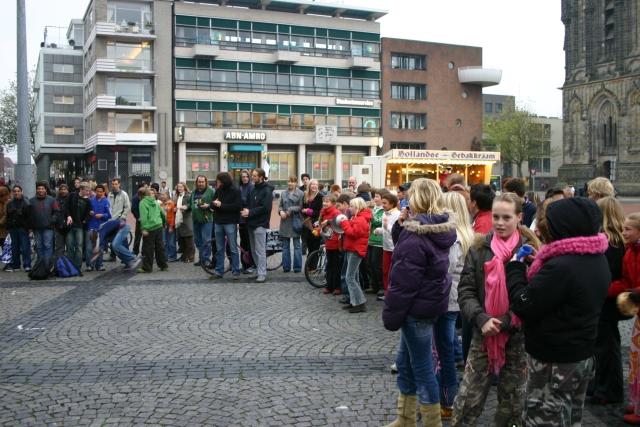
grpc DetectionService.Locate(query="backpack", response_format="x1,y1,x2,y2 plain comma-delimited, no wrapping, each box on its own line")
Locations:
29,258,53,280
55,256,80,278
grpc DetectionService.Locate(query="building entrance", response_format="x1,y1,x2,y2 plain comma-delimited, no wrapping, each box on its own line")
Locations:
228,151,261,180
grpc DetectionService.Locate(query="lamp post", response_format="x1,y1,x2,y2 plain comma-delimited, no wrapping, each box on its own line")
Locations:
16,0,35,197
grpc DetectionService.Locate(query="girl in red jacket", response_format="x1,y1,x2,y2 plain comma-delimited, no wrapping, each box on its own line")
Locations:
339,197,372,313
319,194,342,295
615,212,640,424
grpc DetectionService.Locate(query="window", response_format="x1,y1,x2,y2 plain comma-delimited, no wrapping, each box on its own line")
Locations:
390,142,426,150
107,1,152,29
306,152,335,182
106,78,152,106
391,84,427,100
390,113,426,130
176,110,196,125
186,150,219,187
528,158,551,174
107,41,152,70
53,126,75,135
107,112,153,133
341,152,365,186
53,95,74,105
495,103,503,113
53,64,73,74
390,54,426,70
485,102,493,113
267,152,296,184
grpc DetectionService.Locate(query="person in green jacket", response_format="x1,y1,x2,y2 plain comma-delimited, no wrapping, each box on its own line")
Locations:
366,188,388,297
189,175,216,267
139,187,168,273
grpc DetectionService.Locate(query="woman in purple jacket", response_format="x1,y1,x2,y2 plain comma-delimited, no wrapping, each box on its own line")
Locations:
383,178,457,427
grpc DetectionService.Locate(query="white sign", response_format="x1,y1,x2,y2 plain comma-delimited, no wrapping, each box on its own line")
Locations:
224,131,267,141
315,126,338,145
335,98,375,107
391,149,501,162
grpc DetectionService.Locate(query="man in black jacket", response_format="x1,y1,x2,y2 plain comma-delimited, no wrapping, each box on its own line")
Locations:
65,184,92,269
241,168,273,283
54,184,70,258
211,172,242,279
506,197,610,426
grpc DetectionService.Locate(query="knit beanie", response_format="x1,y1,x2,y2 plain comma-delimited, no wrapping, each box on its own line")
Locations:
546,197,602,240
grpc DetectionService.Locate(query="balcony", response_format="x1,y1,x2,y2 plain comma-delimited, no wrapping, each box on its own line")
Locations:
84,131,157,151
349,56,375,69
272,51,301,64
86,95,156,115
457,67,502,87
191,44,221,58
95,21,156,41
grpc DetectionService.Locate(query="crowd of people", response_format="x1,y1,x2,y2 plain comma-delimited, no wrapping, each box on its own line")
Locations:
2,170,640,426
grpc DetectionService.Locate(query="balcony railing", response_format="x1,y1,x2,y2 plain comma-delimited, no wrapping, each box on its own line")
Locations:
175,80,379,100
175,38,380,61
174,121,380,137
97,21,156,37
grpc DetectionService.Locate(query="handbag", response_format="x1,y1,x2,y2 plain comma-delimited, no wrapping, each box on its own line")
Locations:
292,214,304,234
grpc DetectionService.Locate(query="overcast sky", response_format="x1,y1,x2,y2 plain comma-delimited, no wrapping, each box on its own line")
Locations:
0,0,564,139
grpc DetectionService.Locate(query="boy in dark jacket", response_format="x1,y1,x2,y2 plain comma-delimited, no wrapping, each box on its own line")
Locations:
6,186,31,271
241,168,273,283
506,197,610,426
54,184,70,258
30,182,60,266
65,185,92,269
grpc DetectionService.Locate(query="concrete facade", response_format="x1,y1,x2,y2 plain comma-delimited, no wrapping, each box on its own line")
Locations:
559,0,640,195
380,38,484,153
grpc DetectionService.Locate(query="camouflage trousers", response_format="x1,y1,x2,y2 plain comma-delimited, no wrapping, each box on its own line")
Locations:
452,330,527,427
523,355,594,427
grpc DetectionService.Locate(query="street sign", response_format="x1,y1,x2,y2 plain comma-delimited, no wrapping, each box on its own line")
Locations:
530,168,537,176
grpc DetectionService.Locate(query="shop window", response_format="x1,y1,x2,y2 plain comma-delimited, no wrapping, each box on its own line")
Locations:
186,151,219,188
306,152,335,182
341,152,365,187
267,152,296,187
390,142,426,150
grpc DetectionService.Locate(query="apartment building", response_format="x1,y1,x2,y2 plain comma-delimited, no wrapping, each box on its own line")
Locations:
173,0,385,188
33,21,86,184
82,0,173,195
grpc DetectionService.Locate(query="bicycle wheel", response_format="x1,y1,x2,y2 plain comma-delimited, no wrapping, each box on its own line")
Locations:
200,258,216,276
266,250,282,271
304,248,327,288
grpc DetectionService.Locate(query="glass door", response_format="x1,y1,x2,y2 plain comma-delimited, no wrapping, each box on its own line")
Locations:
228,151,261,181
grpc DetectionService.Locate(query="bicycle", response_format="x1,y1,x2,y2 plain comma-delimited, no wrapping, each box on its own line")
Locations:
304,245,327,288
201,229,282,276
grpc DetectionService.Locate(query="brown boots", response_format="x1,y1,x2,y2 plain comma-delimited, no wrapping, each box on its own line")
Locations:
419,403,442,427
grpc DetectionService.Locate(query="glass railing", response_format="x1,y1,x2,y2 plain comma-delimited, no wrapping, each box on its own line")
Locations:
175,37,380,60
175,80,379,99
113,58,153,71
113,96,153,107
107,21,155,35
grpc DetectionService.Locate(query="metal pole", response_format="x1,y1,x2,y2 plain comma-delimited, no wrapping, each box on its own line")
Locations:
16,0,34,197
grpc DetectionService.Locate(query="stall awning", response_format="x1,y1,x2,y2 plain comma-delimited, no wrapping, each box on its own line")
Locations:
385,149,500,165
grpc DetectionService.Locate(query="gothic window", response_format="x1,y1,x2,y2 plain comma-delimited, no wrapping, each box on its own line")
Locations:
569,100,582,153
629,92,640,148
604,0,615,57
598,100,617,148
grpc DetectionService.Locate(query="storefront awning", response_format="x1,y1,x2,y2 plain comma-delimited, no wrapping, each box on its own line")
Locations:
384,149,501,165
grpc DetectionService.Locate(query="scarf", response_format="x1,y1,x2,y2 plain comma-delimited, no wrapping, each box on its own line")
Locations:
527,233,608,280
483,230,521,375
175,193,184,228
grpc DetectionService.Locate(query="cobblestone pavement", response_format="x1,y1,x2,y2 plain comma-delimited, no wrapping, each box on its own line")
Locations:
0,261,633,426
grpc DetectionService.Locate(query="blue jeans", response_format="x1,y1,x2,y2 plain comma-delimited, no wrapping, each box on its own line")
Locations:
214,223,240,275
112,224,136,264
396,315,440,405
65,228,84,269
9,228,31,269
340,254,349,297
164,227,177,261
33,229,54,264
193,221,213,264
345,251,366,306
433,311,460,407
281,236,302,272
85,229,102,268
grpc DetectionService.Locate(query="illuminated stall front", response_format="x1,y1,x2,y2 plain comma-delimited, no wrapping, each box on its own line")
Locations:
382,149,501,188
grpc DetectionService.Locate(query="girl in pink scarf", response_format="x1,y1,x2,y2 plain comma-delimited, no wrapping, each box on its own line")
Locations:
452,193,540,427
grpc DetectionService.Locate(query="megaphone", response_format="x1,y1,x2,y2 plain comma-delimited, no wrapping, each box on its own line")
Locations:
331,214,348,234
320,224,333,239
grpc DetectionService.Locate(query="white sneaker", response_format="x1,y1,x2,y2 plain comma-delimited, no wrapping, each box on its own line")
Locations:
390,363,398,373
256,275,266,283
125,257,142,271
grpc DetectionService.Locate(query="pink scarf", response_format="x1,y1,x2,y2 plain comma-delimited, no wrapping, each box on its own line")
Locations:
483,231,522,375
527,233,608,280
